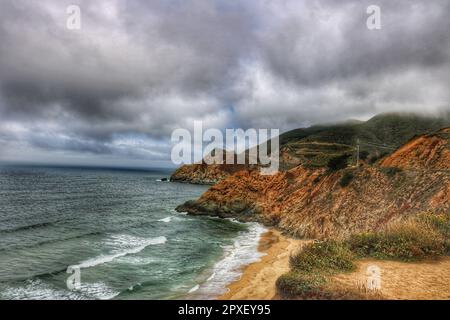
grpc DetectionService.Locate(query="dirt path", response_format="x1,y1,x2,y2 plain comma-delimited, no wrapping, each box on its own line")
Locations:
219,230,306,300
332,258,450,300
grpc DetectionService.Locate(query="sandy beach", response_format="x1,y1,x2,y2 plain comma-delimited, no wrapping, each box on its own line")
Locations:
219,229,306,300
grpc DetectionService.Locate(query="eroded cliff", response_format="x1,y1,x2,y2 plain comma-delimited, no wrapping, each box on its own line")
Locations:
177,128,450,239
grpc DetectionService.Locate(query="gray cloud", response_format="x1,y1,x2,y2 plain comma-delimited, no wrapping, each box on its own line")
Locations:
0,0,448,165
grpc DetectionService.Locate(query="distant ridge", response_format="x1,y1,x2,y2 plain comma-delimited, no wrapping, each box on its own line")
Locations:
171,112,450,183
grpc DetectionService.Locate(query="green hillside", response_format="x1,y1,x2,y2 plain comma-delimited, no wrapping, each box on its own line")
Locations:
276,112,450,169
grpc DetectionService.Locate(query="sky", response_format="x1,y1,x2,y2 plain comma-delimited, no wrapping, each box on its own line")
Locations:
0,0,449,168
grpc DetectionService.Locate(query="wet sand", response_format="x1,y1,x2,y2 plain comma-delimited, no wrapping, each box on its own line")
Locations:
219,229,306,300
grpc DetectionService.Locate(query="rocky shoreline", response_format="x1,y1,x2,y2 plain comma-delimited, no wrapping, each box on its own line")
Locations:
176,200,266,224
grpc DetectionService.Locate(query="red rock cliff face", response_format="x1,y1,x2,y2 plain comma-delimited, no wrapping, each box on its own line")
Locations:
170,163,252,185
380,128,450,170
177,129,450,239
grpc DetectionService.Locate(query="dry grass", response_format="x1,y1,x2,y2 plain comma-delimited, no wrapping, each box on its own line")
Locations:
348,214,448,261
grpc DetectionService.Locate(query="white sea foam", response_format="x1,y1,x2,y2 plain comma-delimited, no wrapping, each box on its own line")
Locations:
77,282,120,300
188,284,200,293
74,235,167,269
170,208,189,216
0,279,119,300
207,272,216,281
118,256,160,266
1,279,84,300
127,282,141,292
1,234,167,300
158,217,172,223
188,222,267,299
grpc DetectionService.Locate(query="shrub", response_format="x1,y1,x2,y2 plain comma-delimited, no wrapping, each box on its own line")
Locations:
368,152,389,164
290,241,355,273
276,271,383,300
347,219,446,261
340,171,354,187
359,150,369,161
327,154,351,172
276,271,326,298
417,212,450,254
381,167,402,177
417,212,450,237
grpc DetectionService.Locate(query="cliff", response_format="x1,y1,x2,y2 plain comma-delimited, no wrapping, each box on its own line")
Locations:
170,163,251,185
380,128,450,170
177,128,450,239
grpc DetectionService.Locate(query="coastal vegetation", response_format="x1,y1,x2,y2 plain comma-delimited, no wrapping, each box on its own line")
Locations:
339,171,354,187
380,166,402,178
276,212,450,299
326,154,352,172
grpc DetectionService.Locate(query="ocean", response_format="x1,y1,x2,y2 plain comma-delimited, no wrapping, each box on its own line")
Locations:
0,165,266,300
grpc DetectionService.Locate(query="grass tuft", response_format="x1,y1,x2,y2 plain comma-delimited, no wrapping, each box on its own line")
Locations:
290,241,355,273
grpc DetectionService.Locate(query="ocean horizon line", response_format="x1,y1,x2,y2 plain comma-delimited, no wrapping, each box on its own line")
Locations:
0,161,177,173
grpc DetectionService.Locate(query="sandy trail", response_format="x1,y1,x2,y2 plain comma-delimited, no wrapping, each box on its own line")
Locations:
332,258,450,300
219,230,306,300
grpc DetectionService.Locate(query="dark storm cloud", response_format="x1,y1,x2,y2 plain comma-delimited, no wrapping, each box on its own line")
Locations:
258,0,450,87
0,0,448,164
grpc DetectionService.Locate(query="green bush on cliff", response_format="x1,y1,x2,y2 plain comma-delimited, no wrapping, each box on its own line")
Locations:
276,271,326,298
417,212,450,238
326,154,351,172
339,171,354,187
416,212,450,254
347,216,448,261
278,241,355,299
359,150,369,161
290,241,355,273
368,152,389,164
381,166,403,177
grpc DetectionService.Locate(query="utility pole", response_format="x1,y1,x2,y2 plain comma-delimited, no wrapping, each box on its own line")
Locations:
356,138,360,167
